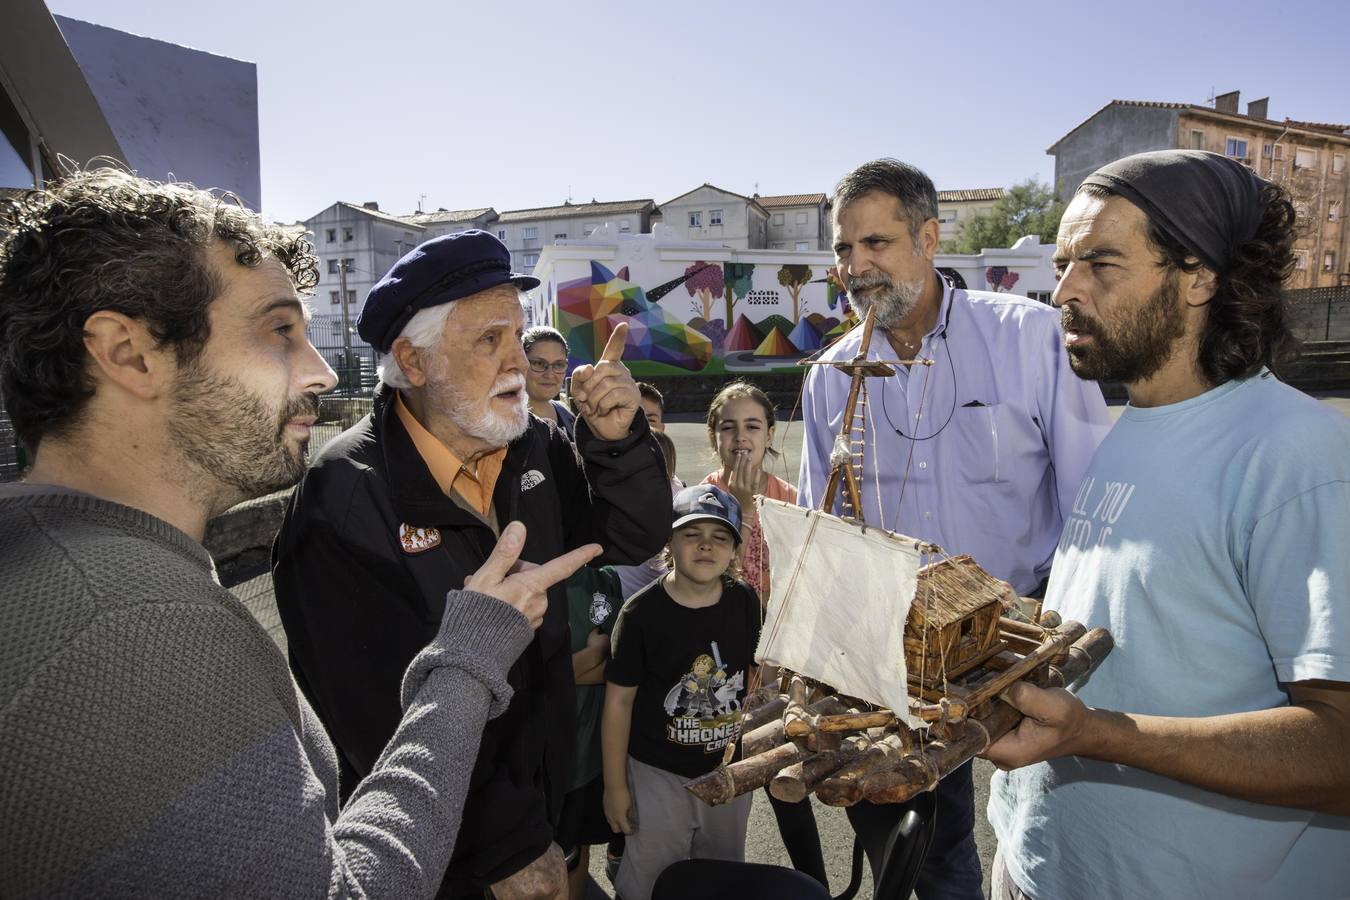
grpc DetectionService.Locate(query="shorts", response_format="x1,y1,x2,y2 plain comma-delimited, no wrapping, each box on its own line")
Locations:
555,775,613,859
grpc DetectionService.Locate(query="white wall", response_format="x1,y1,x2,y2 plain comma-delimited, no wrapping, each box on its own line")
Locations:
659,187,765,248
55,16,262,209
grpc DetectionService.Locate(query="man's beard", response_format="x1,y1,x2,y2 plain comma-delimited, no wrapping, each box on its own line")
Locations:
426,363,530,448
169,365,320,498
847,272,924,328
1061,271,1186,383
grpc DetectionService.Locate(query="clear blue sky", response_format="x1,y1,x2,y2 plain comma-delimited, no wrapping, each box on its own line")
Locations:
47,0,1350,224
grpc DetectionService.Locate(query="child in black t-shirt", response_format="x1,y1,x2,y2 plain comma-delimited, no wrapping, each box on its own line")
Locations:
601,484,761,900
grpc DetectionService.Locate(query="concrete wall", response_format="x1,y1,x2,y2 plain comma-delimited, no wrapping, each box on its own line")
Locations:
766,203,829,250
1051,106,1177,203
660,187,767,248
55,16,262,209
306,205,422,330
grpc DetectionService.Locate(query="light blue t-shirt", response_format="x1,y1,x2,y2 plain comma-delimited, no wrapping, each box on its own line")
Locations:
988,371,1350,899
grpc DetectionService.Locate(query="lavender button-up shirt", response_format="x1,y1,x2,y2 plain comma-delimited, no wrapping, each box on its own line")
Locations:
797,279,1111,595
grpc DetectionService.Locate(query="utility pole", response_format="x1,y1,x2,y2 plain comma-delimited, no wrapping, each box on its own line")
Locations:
337,258,354,390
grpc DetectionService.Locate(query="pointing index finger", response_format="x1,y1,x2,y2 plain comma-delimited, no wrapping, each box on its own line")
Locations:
599,322,629,364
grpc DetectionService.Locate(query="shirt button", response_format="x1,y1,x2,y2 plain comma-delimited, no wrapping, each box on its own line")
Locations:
924,511,932,519
918,461,928,469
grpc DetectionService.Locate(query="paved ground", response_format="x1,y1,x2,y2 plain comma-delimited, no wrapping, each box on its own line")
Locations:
233,392,1350,900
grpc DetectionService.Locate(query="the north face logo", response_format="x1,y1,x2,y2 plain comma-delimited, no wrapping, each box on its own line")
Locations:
399,523,441,554
698,492,724,510
521,469,546,491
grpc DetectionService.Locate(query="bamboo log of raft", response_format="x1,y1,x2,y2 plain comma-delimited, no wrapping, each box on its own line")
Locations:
857,627,1113,805
690,696,854,804
813,733,912,807
769,733,874,803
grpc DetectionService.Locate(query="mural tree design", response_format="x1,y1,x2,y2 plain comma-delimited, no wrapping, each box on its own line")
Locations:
999,270,1020,292
777,264,813,321
684,261,723,320
985,266,1021,293
723,262,755,327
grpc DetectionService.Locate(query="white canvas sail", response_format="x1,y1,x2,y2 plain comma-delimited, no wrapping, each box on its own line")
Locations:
755,498,925,726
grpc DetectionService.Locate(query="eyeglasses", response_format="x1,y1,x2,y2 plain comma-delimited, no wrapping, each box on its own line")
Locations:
528,358,569,374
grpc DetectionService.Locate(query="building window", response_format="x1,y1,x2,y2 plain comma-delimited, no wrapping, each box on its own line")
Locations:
1335,153,1346,175
1190,130,1205,151
522,226,538,241
1294,249,1309,271
710,209,723,226
342,227,354,241
1274,144,1284,160
772,213,784,226
689,211,703,228
795,241,809,251
498,229,507,240
796,211,808,224
1295,147,1317,169
554,232,567,240
1224,137,1248,160
1027,291,1053,304
327,259,338,275
330,290,340,304
523,253,539,267
619,220,631,233
1331,201,1343,222
1294,200,1312,224
343,258,354,272
325,228,336,243
939,208,957,224
1325,251,1336,273
1262,143,1273,158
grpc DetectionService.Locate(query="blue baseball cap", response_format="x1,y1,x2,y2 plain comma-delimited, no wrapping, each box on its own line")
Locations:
672,484,743,545
356,230,541,353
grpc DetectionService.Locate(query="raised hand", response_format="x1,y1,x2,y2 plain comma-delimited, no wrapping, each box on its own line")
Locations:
569,322,641,441
722,446,764,521
464,522,602,629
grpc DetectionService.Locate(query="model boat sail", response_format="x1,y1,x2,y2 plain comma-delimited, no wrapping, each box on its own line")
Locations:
755,500,927,727
684,307,1116,809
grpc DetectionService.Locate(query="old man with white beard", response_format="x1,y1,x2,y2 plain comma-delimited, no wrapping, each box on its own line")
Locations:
273,230,670,900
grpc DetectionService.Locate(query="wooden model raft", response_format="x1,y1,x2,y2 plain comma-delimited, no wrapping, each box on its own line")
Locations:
684,306,1114,808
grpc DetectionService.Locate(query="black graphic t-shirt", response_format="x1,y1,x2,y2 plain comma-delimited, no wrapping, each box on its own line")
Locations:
606,576,761,779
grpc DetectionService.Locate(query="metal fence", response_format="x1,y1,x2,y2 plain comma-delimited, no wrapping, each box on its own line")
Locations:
1287,286,1350,342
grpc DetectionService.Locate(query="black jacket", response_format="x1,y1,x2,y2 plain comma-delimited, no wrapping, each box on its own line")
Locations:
272,386,668,894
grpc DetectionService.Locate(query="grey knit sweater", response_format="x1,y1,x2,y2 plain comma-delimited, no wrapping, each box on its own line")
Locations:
0,486,532,898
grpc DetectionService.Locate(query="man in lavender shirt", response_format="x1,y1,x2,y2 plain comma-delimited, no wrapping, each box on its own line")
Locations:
798,159,1110,898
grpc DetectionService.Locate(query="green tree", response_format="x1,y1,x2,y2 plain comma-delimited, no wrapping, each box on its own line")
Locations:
776,264,813,321
940,179,1066,254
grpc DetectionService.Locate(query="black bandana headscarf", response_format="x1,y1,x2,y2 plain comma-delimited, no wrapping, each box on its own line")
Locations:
1079,150,1267,275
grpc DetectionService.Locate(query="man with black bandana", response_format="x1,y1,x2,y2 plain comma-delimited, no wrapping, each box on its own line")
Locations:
985,151,1350,899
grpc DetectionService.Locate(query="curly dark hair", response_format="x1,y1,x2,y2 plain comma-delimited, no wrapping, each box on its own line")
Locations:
1080,180,1298,384
0,167,319,451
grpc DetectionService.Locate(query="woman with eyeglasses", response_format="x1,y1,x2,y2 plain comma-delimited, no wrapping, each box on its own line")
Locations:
522,325,577,438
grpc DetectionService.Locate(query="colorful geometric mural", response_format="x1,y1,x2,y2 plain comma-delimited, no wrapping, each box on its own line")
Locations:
557,261,712,372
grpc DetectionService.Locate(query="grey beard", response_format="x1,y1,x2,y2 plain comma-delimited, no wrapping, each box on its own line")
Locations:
849,275,924,328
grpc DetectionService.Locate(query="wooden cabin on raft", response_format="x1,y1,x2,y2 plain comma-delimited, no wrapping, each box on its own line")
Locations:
905,555,1015,687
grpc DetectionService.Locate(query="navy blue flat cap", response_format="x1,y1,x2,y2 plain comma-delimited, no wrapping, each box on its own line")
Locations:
356,230,541,352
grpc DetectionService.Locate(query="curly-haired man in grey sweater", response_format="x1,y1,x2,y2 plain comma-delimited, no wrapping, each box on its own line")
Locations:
0,169,599,898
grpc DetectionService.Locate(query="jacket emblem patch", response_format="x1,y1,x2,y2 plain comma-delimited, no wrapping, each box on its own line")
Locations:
589,591,613,625
399,523,441,554
521,469,546,491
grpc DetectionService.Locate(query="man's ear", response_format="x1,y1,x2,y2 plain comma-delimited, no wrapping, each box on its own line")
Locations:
1184,264,1219,308
918,217,941,261
82,311,172,399
391,337,430,388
